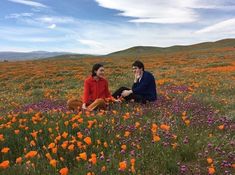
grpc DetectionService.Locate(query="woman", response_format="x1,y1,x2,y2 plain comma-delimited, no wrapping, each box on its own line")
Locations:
67,63,112,111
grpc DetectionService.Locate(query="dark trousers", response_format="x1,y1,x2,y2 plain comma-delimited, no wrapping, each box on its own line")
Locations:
112,87,146,103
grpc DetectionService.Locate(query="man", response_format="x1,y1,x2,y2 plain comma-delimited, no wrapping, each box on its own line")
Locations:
112,60,157,103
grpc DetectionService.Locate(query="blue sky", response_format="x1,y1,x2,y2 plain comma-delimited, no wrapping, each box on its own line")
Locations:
0,0,235,54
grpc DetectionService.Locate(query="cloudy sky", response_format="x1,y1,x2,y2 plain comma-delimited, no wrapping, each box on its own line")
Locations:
0,0,235,54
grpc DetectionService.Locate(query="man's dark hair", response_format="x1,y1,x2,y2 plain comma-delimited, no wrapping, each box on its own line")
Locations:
92,63,103,76
132,60,144,71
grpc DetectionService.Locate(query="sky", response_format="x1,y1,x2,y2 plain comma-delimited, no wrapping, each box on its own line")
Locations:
0,0,235,54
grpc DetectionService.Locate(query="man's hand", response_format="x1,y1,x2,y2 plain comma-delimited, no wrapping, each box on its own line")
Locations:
121,90,132,97
134,72,141,83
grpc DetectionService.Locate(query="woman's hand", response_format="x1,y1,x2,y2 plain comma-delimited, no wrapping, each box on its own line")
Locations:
114,98,122,103
82,103,87,110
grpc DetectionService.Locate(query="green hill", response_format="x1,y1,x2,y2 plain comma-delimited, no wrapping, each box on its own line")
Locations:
106,38,235,57
43,38,235,60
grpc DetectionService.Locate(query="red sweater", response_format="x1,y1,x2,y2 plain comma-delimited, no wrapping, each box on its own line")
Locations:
83,76,111,104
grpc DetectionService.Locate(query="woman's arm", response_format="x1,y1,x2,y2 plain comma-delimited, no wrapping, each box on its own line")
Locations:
105,80,112,98
83,79,90,105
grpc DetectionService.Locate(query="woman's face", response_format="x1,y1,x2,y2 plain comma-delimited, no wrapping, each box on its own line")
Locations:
95,66,105,78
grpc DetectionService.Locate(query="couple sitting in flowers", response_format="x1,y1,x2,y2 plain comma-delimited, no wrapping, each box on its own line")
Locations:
67,60,157,111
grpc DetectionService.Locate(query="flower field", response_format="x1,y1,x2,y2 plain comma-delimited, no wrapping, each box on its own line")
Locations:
0,48,235,174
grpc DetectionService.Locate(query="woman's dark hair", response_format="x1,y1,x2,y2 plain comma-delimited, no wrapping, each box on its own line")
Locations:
132,60,144,71
92,63,104,76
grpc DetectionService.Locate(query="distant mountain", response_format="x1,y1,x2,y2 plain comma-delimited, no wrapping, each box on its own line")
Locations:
1,38,235,61
0,51,73,61
41,54,98,60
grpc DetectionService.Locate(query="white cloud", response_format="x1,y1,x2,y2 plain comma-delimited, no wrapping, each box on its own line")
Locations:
36,16,75,24
8,0,47,8
48,24,56,29
95,0,235,24
5,13,33,19
5,13,77,29
0,26,70,43
78,39,104,48
95,0,198,23
195,18,235,34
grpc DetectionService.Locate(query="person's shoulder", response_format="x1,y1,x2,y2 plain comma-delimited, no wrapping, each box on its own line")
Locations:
145,71,154,77
100,77,108,83
85,76,92,83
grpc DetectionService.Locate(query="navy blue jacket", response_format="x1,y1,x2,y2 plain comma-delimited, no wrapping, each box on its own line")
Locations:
132,71,157,101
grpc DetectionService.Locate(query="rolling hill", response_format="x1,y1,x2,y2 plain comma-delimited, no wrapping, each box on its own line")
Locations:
106,38,235,57
0,51,73,61
1,38,235,61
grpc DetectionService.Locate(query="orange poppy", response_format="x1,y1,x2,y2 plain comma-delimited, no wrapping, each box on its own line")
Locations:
25,151,37,159
48,142,56,149
207,157,213,164
88,120,95,128
30,131,38,138
218,125,224,130
14,130,20,134
153,135,161,142
1,147,10,153
130,158,135,165
46,153,52,160
59,167,69,175
0,160,10,169
50,159,57,167
79,152,87,160
62,132,68,138
77,132,83,139
84,137,92,145
160,124,170,131
184,120,190,126
119,161,127,171
68,144,75,151
16,157,22,164
0,134,4,141
135,122,140,128
121,145,127,150
208,167,215,174
124,131,130,137
151,123,158,133
89,154,97,164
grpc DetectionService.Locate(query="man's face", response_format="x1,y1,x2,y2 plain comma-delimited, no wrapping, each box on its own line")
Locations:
132,66,142,75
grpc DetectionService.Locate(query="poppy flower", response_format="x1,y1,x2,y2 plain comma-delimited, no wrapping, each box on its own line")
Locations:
25,151,37,159
119,161,127,171
0,160,10,169
59,167,69,175
84,137,92,145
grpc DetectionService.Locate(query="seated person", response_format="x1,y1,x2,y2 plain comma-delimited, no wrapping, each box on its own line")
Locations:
112,60,157,103
67,63,112,111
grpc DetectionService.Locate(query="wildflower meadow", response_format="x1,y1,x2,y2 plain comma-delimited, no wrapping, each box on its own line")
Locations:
0,47,235,174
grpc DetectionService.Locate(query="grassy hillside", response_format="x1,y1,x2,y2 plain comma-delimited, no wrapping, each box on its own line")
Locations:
106,38,235,57
43,38,235,60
